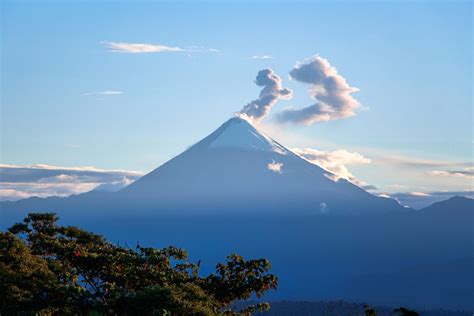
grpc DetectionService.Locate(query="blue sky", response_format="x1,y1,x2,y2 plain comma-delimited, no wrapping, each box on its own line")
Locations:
1,0,472,205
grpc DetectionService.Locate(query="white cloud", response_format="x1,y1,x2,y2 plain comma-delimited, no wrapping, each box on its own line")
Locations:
251,55,273,59
97,91,122,95
38,174,81,183
185,45,221,53
240,69,293,122
428,169,474,179
408,191,431,197
319,202,329,214
267,160,283,174
0,164,142,174
277,55,360,125
337,149,473,194
102,41,219,54
0,189,30,201
93,176,135,192
0,181,99,201
0,164,144,201
83,91,123,96
103,41,183,53
292,148,371,182
207,48,221,53
376,155,472,169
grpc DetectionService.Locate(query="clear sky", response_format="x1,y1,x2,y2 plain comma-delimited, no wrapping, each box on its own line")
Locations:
1,0,472,206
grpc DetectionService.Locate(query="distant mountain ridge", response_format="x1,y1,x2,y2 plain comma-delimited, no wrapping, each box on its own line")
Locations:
418,195,474,213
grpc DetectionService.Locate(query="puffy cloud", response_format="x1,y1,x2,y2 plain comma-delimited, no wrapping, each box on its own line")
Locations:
292,148,371,183
277,55,360,125
240,69,293,122
0,164,143,201
267,160,283,174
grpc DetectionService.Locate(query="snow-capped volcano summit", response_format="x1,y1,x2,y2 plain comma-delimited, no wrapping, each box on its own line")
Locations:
118,116,403,213
201,116,288,154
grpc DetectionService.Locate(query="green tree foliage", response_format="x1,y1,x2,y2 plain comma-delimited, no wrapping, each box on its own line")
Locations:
0,213,277,315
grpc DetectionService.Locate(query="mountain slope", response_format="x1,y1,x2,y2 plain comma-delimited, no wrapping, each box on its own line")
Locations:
118,116,404,213
0,116,406,224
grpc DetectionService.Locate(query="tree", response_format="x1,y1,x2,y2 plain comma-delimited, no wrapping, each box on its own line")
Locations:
363,304,377,316
1,213,277,315
0,231,59,314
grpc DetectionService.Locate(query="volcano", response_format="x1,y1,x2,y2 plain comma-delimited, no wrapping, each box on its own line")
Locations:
117,116,404,214
1,116,405,216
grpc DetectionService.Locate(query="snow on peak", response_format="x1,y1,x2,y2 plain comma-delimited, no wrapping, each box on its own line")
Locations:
208,117,287,154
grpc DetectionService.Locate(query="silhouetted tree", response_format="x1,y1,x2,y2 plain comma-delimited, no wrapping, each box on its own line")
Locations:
394,307,419,316
364,304,377,316
1,213,277,315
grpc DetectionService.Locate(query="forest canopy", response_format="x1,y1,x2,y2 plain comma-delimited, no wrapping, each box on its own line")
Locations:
0,213,277,315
